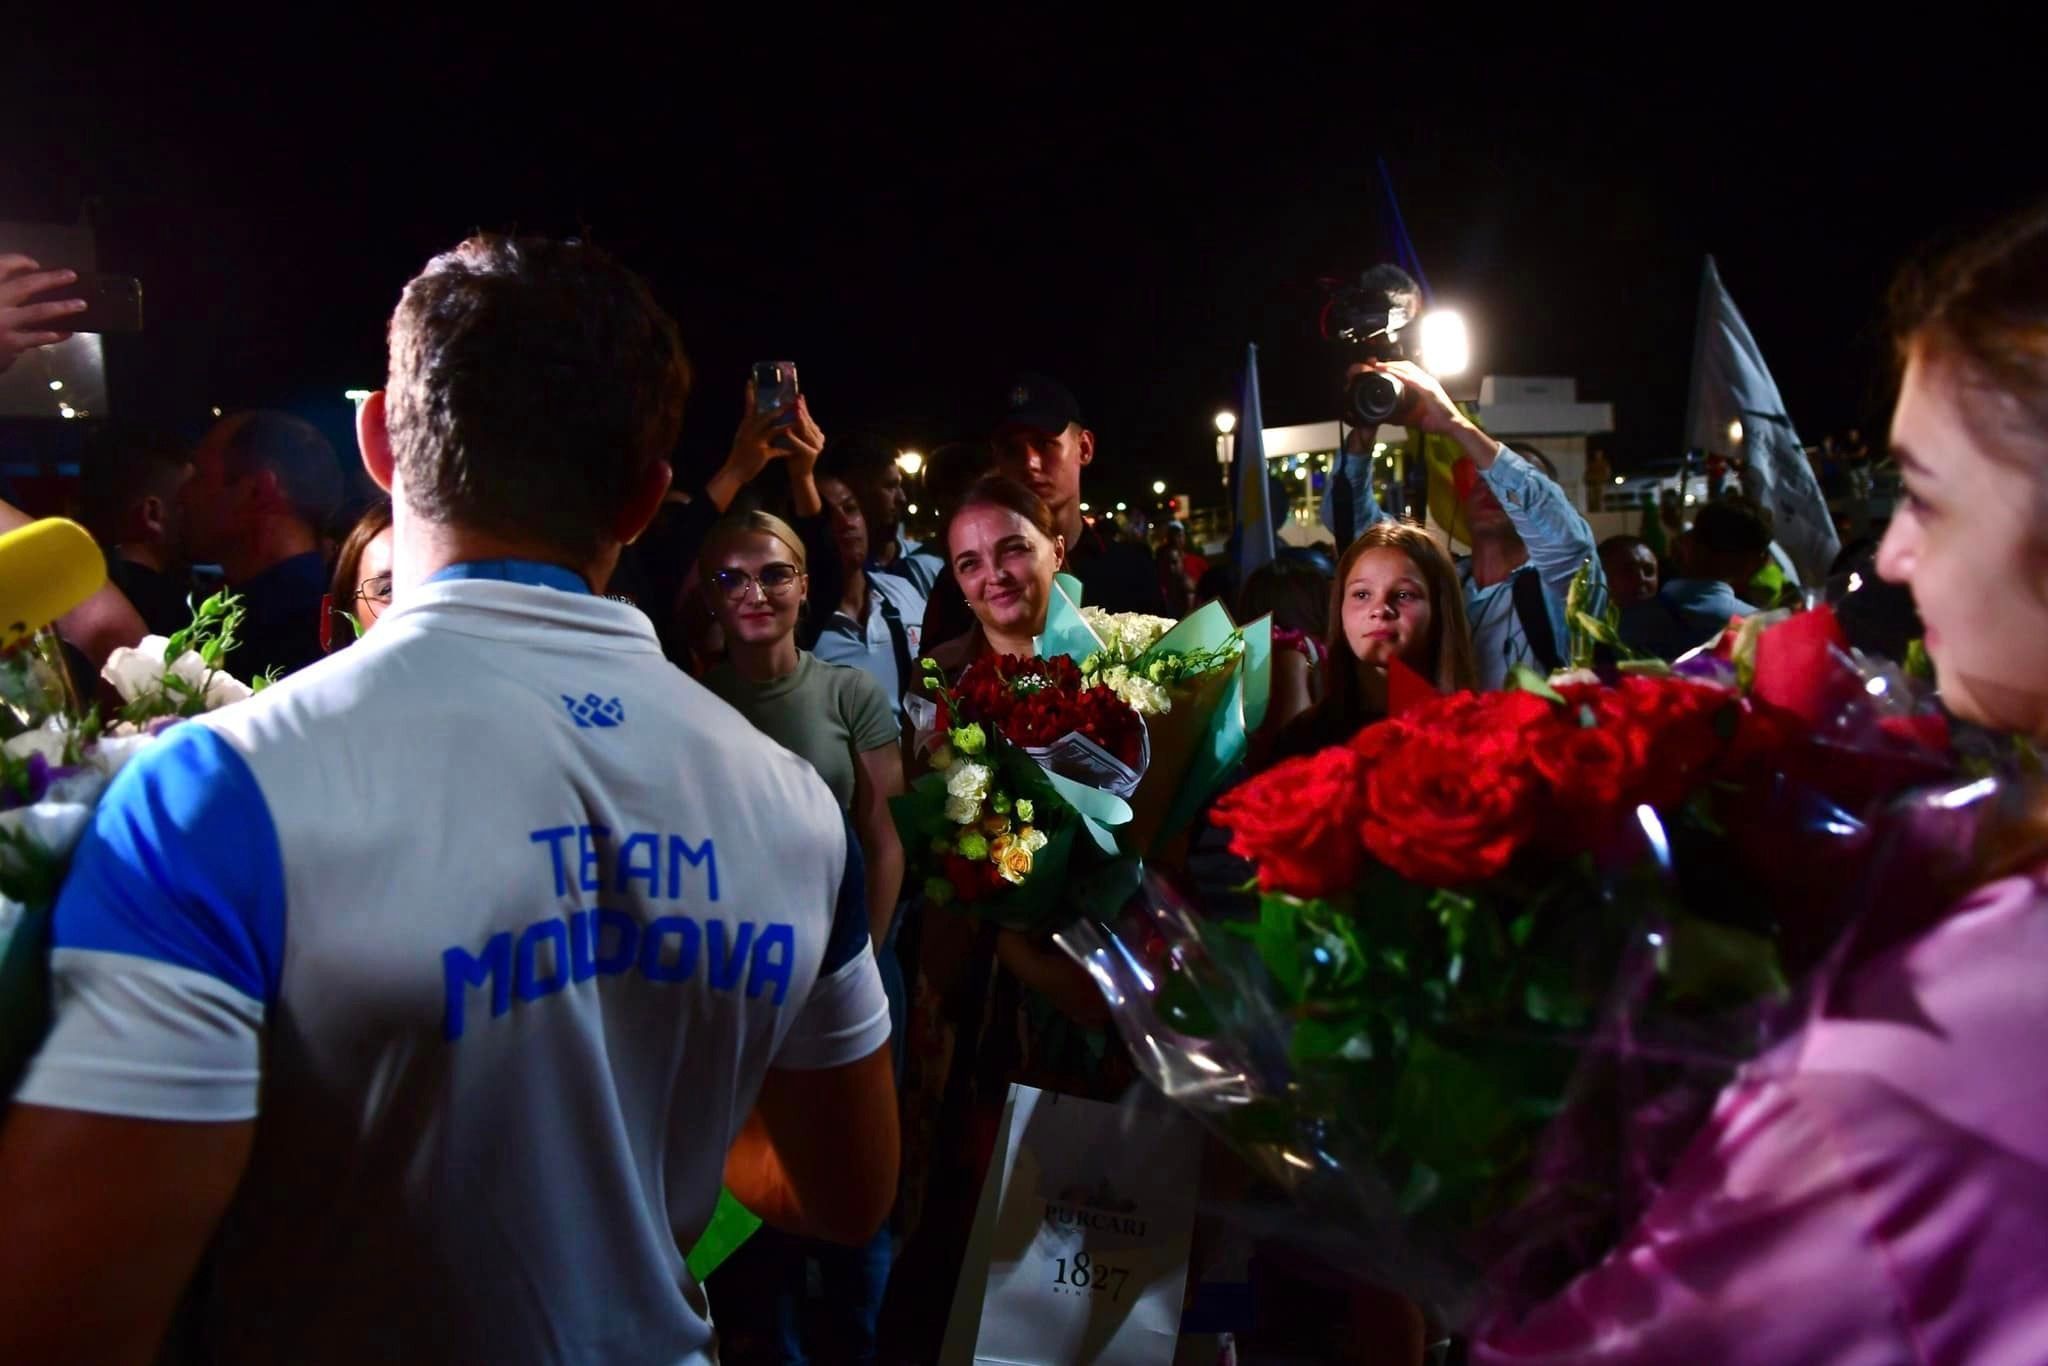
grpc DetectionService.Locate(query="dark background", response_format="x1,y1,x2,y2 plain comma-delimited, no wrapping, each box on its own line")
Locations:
3,16,2039,509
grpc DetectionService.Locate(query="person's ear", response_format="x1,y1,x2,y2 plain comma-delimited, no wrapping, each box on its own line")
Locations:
358,391,396,493
1073,426,1095,469
138,494,166,540
615,459,674,546
1053,534,1067,570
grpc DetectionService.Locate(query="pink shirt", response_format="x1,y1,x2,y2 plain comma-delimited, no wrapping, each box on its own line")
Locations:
1478,865,2048,1365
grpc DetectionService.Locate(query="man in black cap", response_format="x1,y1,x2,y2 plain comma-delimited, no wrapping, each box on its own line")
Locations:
992,372,1165,616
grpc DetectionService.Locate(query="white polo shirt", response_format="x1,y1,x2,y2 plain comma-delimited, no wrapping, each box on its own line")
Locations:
811,568,927,718
18,563,889,1365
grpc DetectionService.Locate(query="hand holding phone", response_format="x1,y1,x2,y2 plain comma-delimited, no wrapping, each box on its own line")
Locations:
0,255,87,372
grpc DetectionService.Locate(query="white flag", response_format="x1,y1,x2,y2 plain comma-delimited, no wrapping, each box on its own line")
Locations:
1683,257,1839,585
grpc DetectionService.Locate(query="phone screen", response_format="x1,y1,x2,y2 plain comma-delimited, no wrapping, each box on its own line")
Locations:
752,361,798,427
53,274,144,334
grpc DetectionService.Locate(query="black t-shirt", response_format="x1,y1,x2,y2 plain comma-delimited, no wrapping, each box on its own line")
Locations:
106,554,197,639
223,550,329,683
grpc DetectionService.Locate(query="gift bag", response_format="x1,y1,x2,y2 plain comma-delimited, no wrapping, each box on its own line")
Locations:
941,1085,1201,1366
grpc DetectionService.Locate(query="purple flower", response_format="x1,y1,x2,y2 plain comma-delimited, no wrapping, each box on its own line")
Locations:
2,750,52,812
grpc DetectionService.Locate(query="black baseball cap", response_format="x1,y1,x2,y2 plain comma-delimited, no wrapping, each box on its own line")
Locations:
995,372,1083,436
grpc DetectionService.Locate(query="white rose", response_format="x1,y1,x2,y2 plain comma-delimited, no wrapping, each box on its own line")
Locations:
3,724,70,766
100,635,176,704
89,733,157,780
0,801,94,864
203,670,254,709
1119,614,1176,655
1122,677,1172,716
945,759,993,807
165,648,213,695
943,794,982,825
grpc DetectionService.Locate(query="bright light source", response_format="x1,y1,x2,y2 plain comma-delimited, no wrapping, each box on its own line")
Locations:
1294,467,1310,481
1079,501,1090,513
906,503,919,515
344,389,372,404
1151,479,1167,496
47,379,62,391
896,450,924,476
1684,493,1697,505
1727,419,1744,446
211,406,222,416
1419,309,1470,377
1115,501,1127,511
57,403,76,419
1213,410,1237,435
1614,476,1626,485
1847,571,1864,594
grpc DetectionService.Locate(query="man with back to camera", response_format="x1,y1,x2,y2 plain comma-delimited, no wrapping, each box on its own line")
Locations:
1322,268,1603,689
0,234,898,1365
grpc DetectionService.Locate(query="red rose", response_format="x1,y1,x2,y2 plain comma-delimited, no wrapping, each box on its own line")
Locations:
1360,734,1542,886
1211,745,1372,898
1525,720,1637,842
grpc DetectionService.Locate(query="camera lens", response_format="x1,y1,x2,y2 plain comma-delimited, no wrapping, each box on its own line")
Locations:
1344,371,1405,428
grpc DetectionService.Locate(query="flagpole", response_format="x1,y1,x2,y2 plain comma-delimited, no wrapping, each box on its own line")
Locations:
1681,256,1718,457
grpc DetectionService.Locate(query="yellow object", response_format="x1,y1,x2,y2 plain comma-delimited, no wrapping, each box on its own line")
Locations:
0,518,106,650
1418,430,1474,549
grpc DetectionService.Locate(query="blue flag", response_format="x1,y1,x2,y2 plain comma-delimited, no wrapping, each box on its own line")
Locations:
1234,342,1276,578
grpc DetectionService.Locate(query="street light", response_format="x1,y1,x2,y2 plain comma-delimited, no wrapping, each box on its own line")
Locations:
1214,411,1236,435
896,450,924,476
1726,419,1744,447
344,389,372,404
1151,479,1167,497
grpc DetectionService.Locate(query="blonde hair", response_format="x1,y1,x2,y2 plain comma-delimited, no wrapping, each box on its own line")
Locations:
697,510,807,580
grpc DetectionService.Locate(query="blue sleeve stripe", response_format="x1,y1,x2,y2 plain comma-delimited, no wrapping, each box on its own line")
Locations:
52,724,288,1007
821,815,869,975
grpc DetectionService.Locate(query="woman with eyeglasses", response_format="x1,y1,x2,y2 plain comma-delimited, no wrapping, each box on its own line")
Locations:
324,498,393,652
696,509,906,1363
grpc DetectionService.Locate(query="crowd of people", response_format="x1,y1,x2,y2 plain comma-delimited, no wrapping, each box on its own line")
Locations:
0,199,2043,1364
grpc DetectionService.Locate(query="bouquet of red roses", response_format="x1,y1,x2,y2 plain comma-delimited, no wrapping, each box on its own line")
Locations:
893,655,1146,932
1052,608,1954,1325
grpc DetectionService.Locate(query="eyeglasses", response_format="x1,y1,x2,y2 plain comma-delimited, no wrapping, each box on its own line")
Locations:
357,573,393,617
710,563,801,601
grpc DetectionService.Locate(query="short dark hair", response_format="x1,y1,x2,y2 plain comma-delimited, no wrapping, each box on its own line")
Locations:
1689,495,1774,556
1599,533,1650,559
1236,558,1329,639
215,411,344,533
817,432,896,486
1359,264,1422,316
75,425,192,544
385,235,690,560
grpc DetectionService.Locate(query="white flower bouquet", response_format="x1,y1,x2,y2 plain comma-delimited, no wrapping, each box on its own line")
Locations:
1,589,262,1092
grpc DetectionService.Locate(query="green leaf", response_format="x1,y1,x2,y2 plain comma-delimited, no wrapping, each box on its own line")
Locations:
1388,1035,1518,1175
1657,911,1789,1007
1290,1014,1372,1067
1508,665,1565,703
1253,894,1306,1002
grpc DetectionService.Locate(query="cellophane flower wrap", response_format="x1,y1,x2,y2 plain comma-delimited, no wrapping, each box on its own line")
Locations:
892,653,1143,934
1,590,264,1094
1037,577,1273,856
1054,602,1962,1327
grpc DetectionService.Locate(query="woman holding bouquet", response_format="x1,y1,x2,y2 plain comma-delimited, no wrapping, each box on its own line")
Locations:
885,475,1132,1358
1479,206,2048,1362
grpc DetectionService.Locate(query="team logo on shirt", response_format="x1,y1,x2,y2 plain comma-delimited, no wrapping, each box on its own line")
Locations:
562,693,626,728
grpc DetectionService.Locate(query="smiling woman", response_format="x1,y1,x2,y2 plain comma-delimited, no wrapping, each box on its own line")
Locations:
925,475,1067,671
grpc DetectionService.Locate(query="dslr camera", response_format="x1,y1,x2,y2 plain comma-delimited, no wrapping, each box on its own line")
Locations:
1321,264,1425,428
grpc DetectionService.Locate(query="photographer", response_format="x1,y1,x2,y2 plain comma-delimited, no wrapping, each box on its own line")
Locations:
1320,269,1602,689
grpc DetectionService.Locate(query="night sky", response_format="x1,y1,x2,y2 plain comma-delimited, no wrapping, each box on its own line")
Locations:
3,18,2038,508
